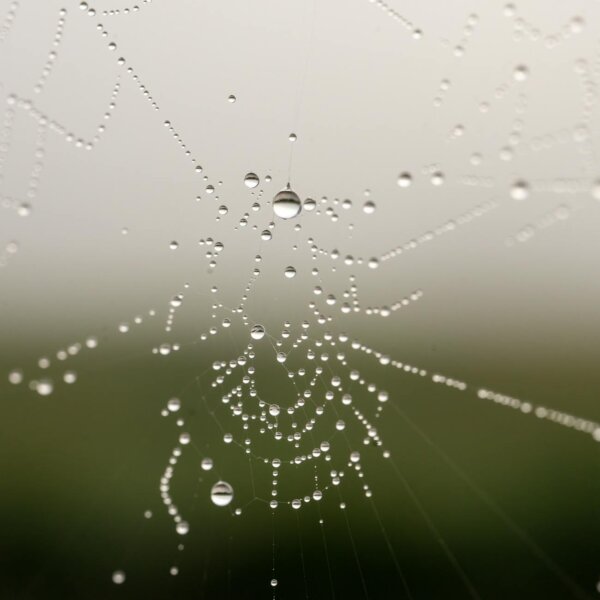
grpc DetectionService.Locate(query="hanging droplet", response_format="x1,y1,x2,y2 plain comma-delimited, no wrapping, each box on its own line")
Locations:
284,266,296,279
251,324,265,340
201,457,214,471
228,94,236,103
273,188,302,219
350,451,361,463
211,481,234,506
244,172,259,188
261,229,272,241
289,132,297,142
269,404,280,417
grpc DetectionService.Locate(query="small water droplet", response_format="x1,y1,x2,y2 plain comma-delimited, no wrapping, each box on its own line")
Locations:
176,521,189,535
112,570,126,585
397,172,412,188
244,172,259,188
510,180,530,200
211,481,234,506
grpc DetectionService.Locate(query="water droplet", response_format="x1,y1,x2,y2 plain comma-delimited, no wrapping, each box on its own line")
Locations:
244,172,259,188
431,171,445,186
284,266,296,279
510,180,530,200
251,324,265,340
112,570,126,585
303,198,316,211
201,457,214,471
273,188,302,219
176,521,189,535
167,398,181,412
350,451,361,463
36,379,53,396
169,241,179,250
228,94,236,103
170,294,183,308
269,404,280,417
261,229,272,241
270,579,278,587
363,201,376,214
289,132,297,142
63,371,77,384
211,481,234,506
397,172,412,188
8,369,23,384
513,65,529,82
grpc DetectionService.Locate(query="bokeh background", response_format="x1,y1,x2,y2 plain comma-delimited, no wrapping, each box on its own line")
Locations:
1,0,600,598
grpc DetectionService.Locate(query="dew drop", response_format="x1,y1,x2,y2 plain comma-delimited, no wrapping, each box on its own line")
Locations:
36,379,53,396
112,571,126,585
211,481,234,506
8,369,23,384
176,521,189,535
510,180,530,200
397,172,412,188
244,172,259,188
363,201,376,214
513,65,529,82
167,397,181,412
284,266,296,279
431,171,445,186
273,188,302,219
201,457,214,471
228,94,236,103
251,324,265,340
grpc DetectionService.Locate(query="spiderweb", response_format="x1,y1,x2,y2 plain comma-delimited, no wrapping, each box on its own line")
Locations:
2,1,600,598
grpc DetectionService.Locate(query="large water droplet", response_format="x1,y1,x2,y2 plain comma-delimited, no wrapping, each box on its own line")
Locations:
251,324,265,340
273,188,302,219
211,481,234,506
244,172,259,188
284,266,296,279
